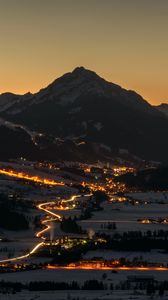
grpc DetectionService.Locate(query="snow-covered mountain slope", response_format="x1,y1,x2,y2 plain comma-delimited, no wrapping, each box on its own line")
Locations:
0,92,33,113
0,117,43,145
1,67,168,162
0,67,160,115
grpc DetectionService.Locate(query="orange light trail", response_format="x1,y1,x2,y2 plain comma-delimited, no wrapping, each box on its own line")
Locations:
36,202,62,238
47,265,168,271
0,242,44,263
0,194,83,263
0,169,64,186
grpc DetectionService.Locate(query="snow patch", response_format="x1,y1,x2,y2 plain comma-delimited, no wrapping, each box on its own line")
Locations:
94,122,103,131
100,144,111,152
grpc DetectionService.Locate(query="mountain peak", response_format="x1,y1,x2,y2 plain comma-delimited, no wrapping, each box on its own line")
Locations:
73,66,87,73
1,67,168,162
71,66,99,79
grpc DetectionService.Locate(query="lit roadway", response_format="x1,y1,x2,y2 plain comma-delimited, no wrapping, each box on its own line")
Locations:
0,168,168,272
0,194,82,263
0,168,64,186
47,265,168,272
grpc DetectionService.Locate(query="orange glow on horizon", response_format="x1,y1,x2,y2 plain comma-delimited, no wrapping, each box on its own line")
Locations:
0,70,166,106
0,1,168,105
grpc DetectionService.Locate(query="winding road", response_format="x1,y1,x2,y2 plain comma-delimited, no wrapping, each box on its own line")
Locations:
0,194,82,263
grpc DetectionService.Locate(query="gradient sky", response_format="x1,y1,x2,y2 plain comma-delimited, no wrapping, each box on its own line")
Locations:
0,0,167,105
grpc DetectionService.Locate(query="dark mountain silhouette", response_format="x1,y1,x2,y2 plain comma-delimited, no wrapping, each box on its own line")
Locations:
0,123,119,162
0,67,168,162
0,125,38,160
155,103,168,118
117,165,168,190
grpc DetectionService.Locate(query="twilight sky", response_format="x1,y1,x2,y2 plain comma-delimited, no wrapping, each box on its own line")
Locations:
0,0,167,105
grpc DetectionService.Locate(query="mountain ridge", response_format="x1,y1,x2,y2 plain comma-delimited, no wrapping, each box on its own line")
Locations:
0,67,168,162
155,103,168,117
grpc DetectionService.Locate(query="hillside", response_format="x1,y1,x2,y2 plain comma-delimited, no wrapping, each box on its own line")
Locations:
1,67,168,162
117,166,168,190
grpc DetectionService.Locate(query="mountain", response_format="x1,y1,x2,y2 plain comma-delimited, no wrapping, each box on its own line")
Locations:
0,92,32,113
155,103,168,118
1,67,168,162
0,117,116,162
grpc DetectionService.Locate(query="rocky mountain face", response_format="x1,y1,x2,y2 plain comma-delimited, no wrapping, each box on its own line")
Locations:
0,67,168,162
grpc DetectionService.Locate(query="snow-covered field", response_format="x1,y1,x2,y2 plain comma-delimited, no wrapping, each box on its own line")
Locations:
79,200,168,233
1,268,168,283
1,267,168,299
127,191,168,202
83,249,168,263
0,290,167,300
1,171,168,299
0,237,38,260
1,269,168,300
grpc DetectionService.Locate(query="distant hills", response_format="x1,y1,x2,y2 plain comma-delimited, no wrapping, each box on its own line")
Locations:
0,67,168,162
117,166,168,190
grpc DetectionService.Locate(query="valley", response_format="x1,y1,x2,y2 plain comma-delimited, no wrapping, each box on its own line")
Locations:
0,160,168,299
